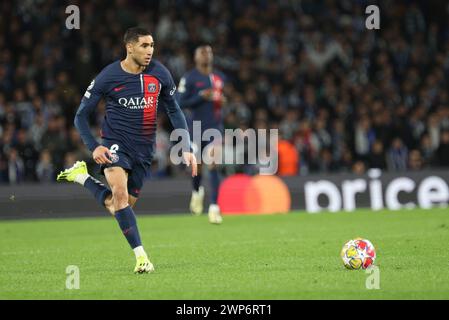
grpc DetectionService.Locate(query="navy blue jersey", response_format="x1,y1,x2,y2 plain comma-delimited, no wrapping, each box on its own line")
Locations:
177,68,226,133
74,59,189,157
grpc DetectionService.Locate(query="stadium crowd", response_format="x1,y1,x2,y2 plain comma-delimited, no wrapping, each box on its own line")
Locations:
1,0,449,184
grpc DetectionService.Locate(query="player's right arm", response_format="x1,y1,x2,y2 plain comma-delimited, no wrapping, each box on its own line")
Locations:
74,73,112,164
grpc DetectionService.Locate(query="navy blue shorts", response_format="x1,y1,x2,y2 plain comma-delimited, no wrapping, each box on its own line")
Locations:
100,138,153,198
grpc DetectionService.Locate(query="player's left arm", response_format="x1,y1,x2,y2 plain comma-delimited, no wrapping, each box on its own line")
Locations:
160,66,197,176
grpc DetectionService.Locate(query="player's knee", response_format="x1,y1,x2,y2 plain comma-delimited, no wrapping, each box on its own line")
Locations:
128,196,138,208
104,193,113,206
104,194,116,215
111,187,128,209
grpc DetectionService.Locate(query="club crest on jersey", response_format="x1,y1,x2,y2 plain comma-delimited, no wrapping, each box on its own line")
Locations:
148,83,157,93
110,153,119,163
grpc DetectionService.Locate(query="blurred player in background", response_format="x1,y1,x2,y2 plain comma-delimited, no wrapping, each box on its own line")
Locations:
57,27,197,273
177,45,226,224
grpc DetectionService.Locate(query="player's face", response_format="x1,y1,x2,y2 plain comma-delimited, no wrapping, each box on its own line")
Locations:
195,46,213,66
129,35,154,66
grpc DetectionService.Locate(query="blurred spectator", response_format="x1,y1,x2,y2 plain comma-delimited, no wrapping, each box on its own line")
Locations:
0,153,8,183
369,140,387,170
427,114,441,150
63,152,77,170
7,148,25,184
354,117,376,161
279,109,299,141
67,126,91,162
436,130,449,167
408,149,424,171
420,134,435,166
317,148,337,173
387,138,409,171
36,149,54,183
339,147,354,173
331,119,346,165
352,161,366,175
314,118,332,152
15,129,38,181
277,138,299,176
29,113,47,150
306,36,349,71
40,116,67,172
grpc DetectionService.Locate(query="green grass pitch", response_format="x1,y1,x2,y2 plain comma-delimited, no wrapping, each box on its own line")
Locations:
1,208,449,299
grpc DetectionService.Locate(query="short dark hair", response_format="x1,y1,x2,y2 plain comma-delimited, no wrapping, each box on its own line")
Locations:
123,27,151,44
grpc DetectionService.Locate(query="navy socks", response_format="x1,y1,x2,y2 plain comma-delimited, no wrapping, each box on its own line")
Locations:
83,177,142,250
209,169,220,204
192,170,220,204
83,176,112,207
114,206,142,249
193,174,201,192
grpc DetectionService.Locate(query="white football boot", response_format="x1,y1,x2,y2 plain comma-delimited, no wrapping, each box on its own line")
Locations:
190,186,205,216
208,204,223,225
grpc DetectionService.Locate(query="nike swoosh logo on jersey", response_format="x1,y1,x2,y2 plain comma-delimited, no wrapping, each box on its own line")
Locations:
114,86,126,92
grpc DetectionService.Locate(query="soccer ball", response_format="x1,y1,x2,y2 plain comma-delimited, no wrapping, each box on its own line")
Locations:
340,238,376,270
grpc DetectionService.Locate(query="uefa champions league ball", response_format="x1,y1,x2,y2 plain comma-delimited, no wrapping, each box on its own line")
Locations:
341,238,376,270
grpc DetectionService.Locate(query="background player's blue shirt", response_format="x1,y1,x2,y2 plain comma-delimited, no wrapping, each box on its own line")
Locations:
177,68,226,134
74,59,189,156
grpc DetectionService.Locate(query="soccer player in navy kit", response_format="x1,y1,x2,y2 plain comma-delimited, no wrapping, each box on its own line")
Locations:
177,45,226,224
57,27,197,274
